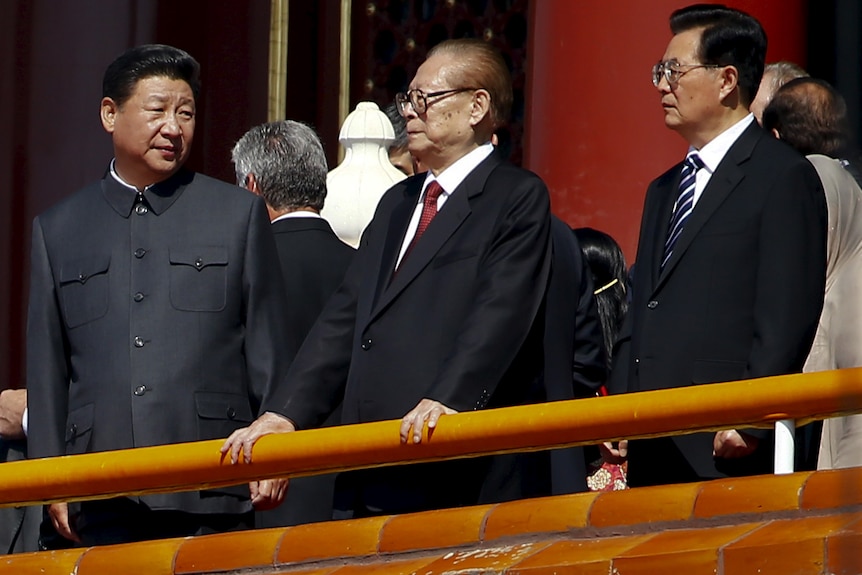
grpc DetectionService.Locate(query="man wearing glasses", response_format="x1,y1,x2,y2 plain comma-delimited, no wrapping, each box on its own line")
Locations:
224,39,553,515
607,4,827,486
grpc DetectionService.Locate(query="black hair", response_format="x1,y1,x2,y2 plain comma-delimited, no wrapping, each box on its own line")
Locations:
573,227,629,368
102,44,200,107
762,77,856,161
670,4,766,106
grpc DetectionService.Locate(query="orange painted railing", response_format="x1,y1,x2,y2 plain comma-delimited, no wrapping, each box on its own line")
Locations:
1,368,861,508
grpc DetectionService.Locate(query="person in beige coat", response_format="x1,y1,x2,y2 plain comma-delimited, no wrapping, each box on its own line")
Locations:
763,77,862,469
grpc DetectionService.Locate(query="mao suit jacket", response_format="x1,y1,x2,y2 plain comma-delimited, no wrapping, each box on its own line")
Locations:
264,153,552,513
27,168,293,515
609,122,827,483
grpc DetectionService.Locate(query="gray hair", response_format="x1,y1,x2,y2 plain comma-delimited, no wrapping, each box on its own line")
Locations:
231,120,328,212
763,61,809,94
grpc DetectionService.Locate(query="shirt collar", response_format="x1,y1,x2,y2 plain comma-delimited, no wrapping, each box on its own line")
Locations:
421,142,495,197
103,159,191,216
271,211,322,224
691,114,755,174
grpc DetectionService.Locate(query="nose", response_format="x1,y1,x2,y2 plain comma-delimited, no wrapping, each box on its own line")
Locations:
161,113,181,136
401,100,419,120
655,76,671,94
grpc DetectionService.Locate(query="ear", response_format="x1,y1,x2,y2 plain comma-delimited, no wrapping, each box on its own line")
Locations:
468,89,492,127
771,128,781,140
718,65,740,102
244,173,260,194
100,97,118,134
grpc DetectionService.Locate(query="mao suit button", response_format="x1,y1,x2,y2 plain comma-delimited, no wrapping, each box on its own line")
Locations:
194,258,203,269
134,385,147,396
133,292,145,302
134,248,147,258
69,423,77,436
133,336,145,347
78,272,87,282
647,300,659,309
226,407,237,420
135,204,148,215
361,338,372,350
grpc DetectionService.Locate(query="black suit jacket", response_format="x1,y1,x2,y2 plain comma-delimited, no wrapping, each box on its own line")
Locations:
482,216,607,501
264,153,552,513
271,217,355,355
259,216,353,527
609,122,827,483
27,168,293,515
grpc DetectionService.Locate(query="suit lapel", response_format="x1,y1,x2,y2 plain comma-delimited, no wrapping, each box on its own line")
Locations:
655,123,761,289
371,179,422,309
648,169,683,291
369,154,500,322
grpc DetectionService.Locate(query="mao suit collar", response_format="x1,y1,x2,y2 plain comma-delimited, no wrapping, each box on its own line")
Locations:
101,167,193,217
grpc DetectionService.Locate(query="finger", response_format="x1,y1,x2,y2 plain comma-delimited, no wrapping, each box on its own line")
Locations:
618,440,628,458
399,413,415,444
413,412,427,444
427,408,442,429
241,430,261,464
249,481,260,501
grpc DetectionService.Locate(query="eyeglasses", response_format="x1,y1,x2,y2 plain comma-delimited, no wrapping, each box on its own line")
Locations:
395,88,479,115
652,60,723,87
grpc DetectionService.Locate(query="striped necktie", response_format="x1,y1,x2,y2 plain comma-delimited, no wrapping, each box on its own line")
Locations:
661,152,704,270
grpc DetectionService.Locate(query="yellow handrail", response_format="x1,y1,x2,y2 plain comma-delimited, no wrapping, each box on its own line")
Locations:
2,368,861,508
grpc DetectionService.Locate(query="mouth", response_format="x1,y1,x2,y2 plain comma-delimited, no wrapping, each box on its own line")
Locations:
155,145,180,157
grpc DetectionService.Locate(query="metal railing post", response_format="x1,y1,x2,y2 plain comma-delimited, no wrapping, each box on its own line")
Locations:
774,419,796,474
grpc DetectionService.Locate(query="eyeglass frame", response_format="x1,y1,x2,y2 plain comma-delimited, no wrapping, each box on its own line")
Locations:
395,87,480,116
652,60,724,87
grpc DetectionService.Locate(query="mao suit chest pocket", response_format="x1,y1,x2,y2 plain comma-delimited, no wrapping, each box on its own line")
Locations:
59,255,110,328
169,247,228,311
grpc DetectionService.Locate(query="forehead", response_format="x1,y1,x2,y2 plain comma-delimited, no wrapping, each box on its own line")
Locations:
131,75,195,100
411,53,458,89
663,27,703,62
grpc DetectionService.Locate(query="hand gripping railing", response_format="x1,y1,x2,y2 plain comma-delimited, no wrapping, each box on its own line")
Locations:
1,368,861,508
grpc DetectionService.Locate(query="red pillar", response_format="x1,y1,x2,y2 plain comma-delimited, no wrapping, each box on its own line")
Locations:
524,1,807,261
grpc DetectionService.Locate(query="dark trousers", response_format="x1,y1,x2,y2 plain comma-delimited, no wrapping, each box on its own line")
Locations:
68,498,252,547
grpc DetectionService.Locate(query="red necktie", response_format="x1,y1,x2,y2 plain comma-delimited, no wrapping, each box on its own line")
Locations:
403,181,444,260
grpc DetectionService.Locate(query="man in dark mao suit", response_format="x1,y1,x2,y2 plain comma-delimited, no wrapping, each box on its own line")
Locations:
232,120,354,525
27,45,292,545
224,38,553,516
607,5,827,486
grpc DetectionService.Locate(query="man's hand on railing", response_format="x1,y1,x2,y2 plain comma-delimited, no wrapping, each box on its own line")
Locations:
221,411,297,464
249,478,289,511
713,429,759,458
48,502,82,544
0,388,26,440
599,440,628,465
400,398,457,444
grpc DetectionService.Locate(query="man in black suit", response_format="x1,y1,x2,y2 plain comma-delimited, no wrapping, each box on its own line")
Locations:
27,45,292,545
231,120,353,525
607,5,827,486
224,38,553,515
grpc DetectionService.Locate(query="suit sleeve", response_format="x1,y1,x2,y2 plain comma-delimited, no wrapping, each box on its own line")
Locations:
426,174,552,411
745,158,827,381
26,217,70,459
241,198,296,415
261,237,363,429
